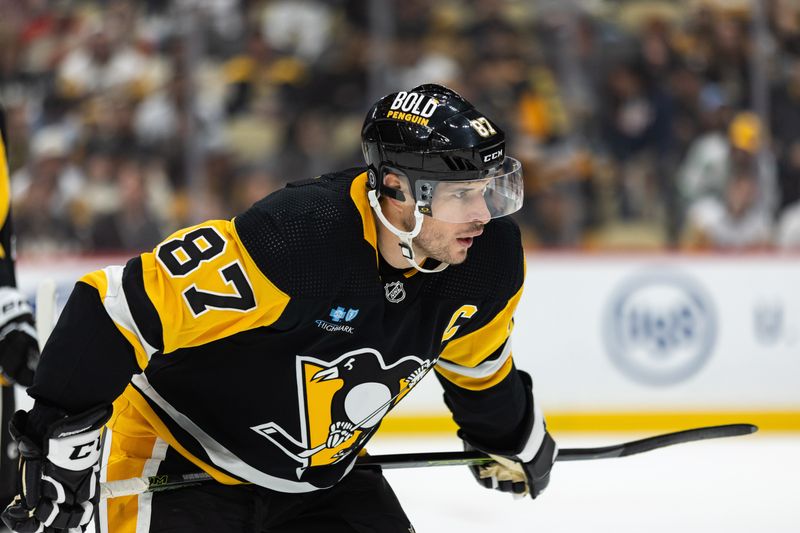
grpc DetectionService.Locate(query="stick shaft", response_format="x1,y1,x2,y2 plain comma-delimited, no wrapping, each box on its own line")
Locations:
364,423,757,467
99,423,756,499
34,279,57,350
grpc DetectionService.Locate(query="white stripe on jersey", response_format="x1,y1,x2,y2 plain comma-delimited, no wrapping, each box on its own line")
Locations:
136,437,168,533
435,340,512,379
102,265,158,360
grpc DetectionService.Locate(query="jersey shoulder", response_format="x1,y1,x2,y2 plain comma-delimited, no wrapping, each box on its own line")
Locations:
425,216,524,302
234,168,377,297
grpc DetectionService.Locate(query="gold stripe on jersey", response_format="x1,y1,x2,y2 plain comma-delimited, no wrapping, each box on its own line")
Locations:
79,271,150,370
140,219,290,353
122,384,243,486
0,128,9,258
105,395,159,533
348,172,378,266
80,270,109,299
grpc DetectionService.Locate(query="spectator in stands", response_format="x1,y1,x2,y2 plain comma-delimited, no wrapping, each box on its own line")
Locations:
771,55,800,213
57,21,152,100
1,0,800,252
89,157,162,252
677,85,734,204
680,110,778,217
683,166,773,250
600,61,677,240
776,200,800,249
10,126,84,252
260,0,334,64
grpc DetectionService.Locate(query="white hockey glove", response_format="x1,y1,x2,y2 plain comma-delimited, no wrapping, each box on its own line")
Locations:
1,405,112,532
0,287,39,386
462,373,557,499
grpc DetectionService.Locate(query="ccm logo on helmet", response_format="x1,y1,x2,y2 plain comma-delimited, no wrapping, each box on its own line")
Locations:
483,149,503,163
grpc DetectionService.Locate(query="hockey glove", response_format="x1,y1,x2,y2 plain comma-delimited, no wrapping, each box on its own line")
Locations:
464,430,557,499
1,405,112,533
461,372,557,499
0,287,39,386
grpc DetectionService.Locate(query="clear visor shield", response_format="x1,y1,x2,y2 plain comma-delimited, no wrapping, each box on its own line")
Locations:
415,156,524,223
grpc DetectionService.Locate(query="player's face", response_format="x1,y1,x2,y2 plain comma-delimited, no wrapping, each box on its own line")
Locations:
384,172,491,265
403,196,490,265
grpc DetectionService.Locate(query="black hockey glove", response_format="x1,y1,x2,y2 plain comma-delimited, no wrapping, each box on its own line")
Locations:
0,287,39,386
461,372,557,499
1,405,112,533
464,430,557,499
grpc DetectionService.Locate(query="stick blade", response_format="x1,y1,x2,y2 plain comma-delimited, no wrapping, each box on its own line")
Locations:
557,423,759,462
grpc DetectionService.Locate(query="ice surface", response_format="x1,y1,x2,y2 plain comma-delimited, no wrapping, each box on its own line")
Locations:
368,432,800,533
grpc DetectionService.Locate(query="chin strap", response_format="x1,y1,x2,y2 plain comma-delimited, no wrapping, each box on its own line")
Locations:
368,189,448,274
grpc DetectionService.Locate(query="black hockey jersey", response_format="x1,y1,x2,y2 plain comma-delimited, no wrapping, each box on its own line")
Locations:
29,168,531,492
0,109,18,291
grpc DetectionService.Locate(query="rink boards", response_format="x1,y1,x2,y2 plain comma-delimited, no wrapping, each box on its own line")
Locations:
16,253,800,433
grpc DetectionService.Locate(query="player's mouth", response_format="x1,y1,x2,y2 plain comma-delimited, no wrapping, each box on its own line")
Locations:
456,230,483,248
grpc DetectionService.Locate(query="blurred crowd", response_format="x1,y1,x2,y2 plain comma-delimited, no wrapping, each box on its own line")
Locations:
1,0,800,254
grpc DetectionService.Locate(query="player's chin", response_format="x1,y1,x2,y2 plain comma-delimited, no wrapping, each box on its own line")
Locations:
444,246,469,265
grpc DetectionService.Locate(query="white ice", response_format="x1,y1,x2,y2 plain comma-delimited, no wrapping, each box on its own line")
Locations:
368,432,800,533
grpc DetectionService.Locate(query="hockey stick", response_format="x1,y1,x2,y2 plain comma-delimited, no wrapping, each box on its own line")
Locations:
363,422,758,468
99,423,756,499
34,278,57,350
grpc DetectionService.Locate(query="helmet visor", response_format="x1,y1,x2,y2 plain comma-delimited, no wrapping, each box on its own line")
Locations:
414,156,524,223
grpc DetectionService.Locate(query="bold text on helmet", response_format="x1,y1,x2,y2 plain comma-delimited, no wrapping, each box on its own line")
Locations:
390,92,438,118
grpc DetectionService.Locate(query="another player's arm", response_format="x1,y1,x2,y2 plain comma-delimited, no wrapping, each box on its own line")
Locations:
0,105,39,387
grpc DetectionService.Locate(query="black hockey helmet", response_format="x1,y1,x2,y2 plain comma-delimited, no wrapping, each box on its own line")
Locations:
361,84,523,223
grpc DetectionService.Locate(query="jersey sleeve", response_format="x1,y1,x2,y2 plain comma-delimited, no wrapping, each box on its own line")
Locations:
28,219,292,412
0,107,21,388
435,258,535,452
82,219,291,357
0,106,17,287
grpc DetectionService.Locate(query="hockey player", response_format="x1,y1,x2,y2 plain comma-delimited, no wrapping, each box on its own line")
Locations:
1,84,557,533
0,106,40,508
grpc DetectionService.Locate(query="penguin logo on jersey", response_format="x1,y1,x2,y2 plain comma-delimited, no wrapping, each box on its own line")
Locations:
251,348,433,477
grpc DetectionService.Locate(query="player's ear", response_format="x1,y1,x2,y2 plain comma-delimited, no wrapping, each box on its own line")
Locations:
382,172,412,208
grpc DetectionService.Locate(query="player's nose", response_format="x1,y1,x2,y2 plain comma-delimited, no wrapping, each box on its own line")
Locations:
466,196,491,224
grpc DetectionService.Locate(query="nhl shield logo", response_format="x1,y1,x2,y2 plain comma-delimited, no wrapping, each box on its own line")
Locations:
384,281,406,303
